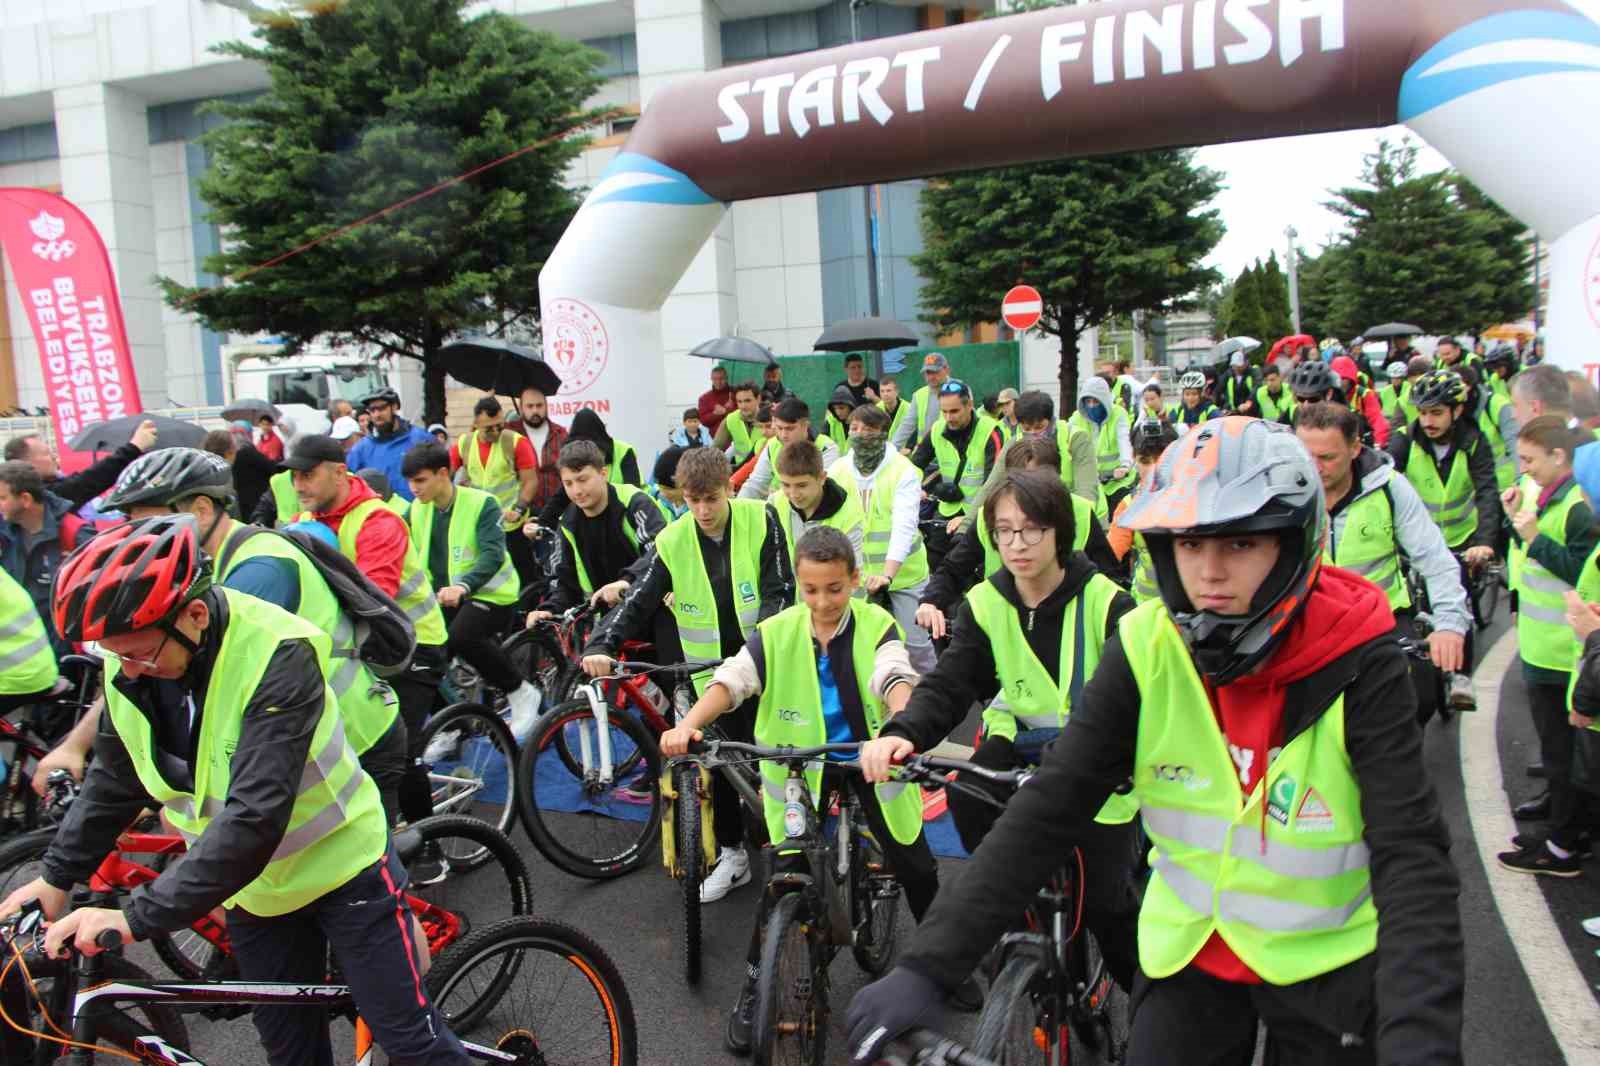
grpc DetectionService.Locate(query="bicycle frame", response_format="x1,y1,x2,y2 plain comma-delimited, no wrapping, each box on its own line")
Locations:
764,757,867,951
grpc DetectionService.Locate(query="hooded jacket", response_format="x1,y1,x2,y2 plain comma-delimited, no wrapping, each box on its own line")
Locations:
544,484,669,614
534,410,642,523
1331,355,1392,447
895,568,1463,1065
345,415,434,502
1329,447,1471,635
1075,377,1133,465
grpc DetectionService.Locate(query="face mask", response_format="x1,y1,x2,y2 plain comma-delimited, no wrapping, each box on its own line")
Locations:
1081,399,1108,425
850,433,887,470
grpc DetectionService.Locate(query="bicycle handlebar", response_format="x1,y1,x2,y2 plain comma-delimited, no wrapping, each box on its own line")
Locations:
1396,637,1435,663
590,658,724,680
878,1028,1000,1066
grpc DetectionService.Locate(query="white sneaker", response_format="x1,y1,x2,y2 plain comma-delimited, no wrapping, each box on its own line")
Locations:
422,728,461,765
699,846,752,903
1448,672,1477,711
505,682,543,744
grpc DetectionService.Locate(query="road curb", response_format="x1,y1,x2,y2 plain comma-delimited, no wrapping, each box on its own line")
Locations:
1463,629,1600,1063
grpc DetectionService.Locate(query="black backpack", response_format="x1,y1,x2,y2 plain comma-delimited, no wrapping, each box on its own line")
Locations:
217,526,417,678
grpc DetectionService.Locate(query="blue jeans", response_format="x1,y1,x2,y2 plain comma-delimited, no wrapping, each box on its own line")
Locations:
225,841,470,1065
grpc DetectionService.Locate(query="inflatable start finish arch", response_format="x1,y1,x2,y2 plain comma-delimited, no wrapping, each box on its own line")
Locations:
538,0,1600,431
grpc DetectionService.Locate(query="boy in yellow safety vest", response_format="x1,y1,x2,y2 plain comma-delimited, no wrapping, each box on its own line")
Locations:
1497,416,1600,876
660,525,940,1055
850,417,1464,1066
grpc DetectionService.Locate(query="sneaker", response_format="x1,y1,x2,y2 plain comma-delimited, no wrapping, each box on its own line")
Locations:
505,682,543,744
1497,841,1583,878
1513,832,1593,860
700,846,752,903
409,841,451,887
725,977,758,1055
422,728,461,765
1447,672,1477,711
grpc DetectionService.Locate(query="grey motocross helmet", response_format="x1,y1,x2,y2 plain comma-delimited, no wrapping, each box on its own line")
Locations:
1120,417,1326,685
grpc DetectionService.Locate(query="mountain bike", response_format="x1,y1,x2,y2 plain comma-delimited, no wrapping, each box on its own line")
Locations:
1452,549,1503,630
684,739,904,1066
0,899,637,1065
0,654,100,838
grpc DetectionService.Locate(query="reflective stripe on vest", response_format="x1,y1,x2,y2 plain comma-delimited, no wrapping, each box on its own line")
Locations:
103,590,386,917
1404,439,1479,549
1511,475,1583,670
1324,487,1411,611
832,453,929,591
0,568,56,696
1131,531,1159,604
966,577,1136,824
654,499,768,693
1122,600,1376,984
931,414,1000,517
559,484,651,596
335,497,448,645
217,526,398,754
457,425,518,521
754,600,923,847
407,485,521,607
270,471,299,527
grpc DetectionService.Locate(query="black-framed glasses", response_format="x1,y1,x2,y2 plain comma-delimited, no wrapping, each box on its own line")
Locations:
104,630,172,671
992,526,1047,547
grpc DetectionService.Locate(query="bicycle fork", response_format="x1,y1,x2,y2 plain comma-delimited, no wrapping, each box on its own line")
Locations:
577,685,618,787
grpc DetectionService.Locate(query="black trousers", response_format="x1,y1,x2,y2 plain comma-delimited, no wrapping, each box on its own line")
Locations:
358,714,411,826
745,766,939,967
506,524,539,591
443,601,523,694
389,643,448,824
1126,958,1377,1066
226,843,470,1066
949,734,1142,992
1527,678,1600,848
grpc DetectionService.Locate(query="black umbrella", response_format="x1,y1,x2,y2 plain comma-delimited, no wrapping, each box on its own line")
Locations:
814,316,920,353
67,414,206,454
1364,322,1424,340
436,337,563,397
688,336,777,366
221,397,281,423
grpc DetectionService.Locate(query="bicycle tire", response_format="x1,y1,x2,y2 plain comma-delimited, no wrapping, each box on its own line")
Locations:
505,628,579,708
975,948,1059,1065
753,891,827,1066
1475,569,1501,628
673,763,704,985
849,829,900,977
517,699,662,879
424,915,638,1066
415,701,519,861
3,952,190,1063
0,827,55,901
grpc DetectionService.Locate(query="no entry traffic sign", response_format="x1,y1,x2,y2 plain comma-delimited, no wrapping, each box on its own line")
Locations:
1002,285,1042,331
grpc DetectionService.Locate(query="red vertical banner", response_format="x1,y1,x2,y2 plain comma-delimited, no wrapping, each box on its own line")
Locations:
0,188,144,472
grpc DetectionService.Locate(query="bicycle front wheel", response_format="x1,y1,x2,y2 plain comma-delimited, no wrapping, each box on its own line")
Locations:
754,891,827,1066
975,948,1059,1065
673,763,705,985
517,700,662,879
849,828,900,977
425,915,638,1066
416,701,519,859
398,814,534,967
504,628,579,707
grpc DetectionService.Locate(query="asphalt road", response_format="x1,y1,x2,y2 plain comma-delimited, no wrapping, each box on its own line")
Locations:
19,607,1590,1064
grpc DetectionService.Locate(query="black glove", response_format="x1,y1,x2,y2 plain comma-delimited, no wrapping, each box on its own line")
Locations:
846,965,944,1064
930,478,964,504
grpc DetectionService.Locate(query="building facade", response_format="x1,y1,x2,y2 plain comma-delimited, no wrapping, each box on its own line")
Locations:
0,0,989,425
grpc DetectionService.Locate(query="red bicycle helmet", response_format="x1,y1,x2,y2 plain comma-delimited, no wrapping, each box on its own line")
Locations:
53,514,211,643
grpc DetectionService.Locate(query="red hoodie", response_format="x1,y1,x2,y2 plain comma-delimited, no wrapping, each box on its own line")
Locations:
307,474,410,599
1330,355,1391,448
1189,564,1396,983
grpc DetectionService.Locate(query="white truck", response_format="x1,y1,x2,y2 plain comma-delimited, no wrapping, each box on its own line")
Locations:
222,340,420,438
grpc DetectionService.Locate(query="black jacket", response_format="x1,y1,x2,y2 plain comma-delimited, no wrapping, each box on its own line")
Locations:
544,486,669,614
47,442,145,509
885,555,1134,751
1386,418,1501,551
230,444,282,522
910,418,1003,500
895,625,1463,1066
585,503,794,659
920,514,1121,613
41,590,333,940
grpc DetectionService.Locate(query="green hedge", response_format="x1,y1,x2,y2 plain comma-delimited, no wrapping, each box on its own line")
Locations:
718,341,1021,416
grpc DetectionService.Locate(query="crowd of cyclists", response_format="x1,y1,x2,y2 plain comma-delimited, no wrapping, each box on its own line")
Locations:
0,325,1590,1064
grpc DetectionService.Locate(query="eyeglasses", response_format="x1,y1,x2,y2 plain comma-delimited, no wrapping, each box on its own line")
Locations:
991,525,1046,547
105,630,171,671
939,380,971,397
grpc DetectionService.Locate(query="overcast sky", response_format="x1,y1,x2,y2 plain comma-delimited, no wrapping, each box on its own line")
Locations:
1197,0,1600,281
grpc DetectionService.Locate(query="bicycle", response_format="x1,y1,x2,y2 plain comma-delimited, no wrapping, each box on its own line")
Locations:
877,1028,1001,1066
683,738,904,1066
0,795,533,1023
1450,549,1502,630
882,750,1130,1066
0,654,100,838
0,898,637,1065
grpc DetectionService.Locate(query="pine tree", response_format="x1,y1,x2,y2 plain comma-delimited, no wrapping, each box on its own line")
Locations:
159,0,607,422
1256,253,1293,344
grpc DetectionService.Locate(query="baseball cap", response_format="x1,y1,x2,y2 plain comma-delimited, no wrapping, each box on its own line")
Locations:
427,422,447,436
922,353,949,373
330,416,361,440
997,387,1019,403
282,434,348,471
1229,351,1246,368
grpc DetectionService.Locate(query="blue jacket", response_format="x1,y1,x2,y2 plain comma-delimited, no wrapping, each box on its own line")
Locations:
345,417,435,500
1575,440,1600,509
0,491,80,659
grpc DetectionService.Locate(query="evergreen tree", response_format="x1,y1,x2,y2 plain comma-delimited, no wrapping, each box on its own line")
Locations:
914,148,1223,404
1256,253,1293,343
1220,263,1265,346
159,0,607,422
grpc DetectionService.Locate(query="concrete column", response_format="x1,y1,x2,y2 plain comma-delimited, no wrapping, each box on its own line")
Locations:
52,82,167,407
636,0,738,419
